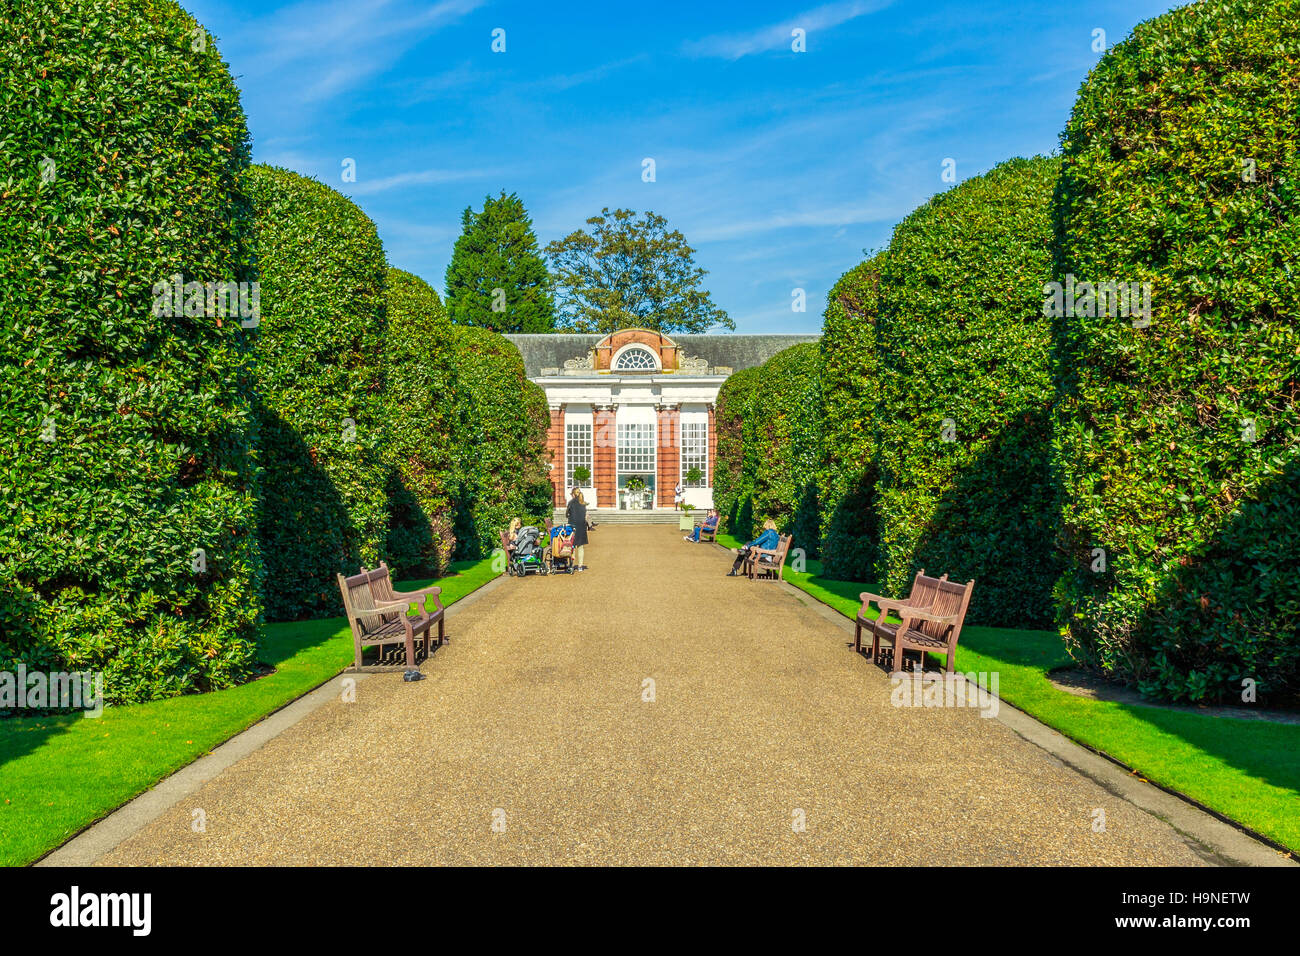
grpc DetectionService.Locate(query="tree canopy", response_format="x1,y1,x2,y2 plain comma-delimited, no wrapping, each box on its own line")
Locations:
444,191,555,332
545,208,733,333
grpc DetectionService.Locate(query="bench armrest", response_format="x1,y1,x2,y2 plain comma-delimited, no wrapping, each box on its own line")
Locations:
382,585,444,612
899,607,960,627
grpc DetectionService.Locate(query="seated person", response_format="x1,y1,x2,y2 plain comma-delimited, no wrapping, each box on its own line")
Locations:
683,509,719,543
728,519,779,576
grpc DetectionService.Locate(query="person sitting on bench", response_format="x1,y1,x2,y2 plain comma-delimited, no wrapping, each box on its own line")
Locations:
684,509,719,543
728,519,778,576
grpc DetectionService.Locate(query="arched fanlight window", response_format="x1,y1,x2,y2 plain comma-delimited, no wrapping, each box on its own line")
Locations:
614,346,659,371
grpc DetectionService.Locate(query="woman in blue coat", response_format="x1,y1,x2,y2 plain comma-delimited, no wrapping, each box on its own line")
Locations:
728,519,779,576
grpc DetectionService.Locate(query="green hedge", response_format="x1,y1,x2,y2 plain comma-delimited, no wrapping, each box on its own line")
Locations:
1052,0,1300,701
818,255,886,581
381,268,458,578
741,343,823,554
713,366,761,538
874,156,1061,627
245,166,390,620
450,327,553,559
0,0,261,703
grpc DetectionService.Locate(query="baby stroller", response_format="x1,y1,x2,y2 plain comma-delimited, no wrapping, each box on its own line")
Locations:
508,526,548,576
547,525,576,574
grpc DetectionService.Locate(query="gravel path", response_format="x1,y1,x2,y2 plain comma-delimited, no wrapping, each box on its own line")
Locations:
101,526,1210,865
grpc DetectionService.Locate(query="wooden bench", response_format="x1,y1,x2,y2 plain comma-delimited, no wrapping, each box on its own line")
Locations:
746,533,792,580
854,569,944,655
857,572,974,675
337,562,445,671
695,515,719,542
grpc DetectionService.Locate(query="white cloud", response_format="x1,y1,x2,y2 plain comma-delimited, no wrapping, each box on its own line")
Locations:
682,0,893,60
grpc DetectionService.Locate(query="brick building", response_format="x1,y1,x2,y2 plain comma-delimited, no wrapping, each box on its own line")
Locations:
505,329,819,513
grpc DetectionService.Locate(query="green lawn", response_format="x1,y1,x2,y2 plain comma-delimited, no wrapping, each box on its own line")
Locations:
719,534,1300,855
0,558,500,867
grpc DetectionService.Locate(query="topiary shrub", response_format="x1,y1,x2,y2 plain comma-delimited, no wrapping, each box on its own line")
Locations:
0,0,261,703
818,254,886,581
1052,0,1300,702
381,268,458,578
742,343,823,554
875,156,1061,627
713,365,761,537
451,327,553,559
245,165,390,620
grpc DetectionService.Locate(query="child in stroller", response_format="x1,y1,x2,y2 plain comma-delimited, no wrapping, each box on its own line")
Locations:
547,524,577,574
507,525,548,576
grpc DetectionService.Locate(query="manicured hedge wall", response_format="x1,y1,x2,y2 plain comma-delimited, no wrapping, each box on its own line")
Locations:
245,165,390,621
450,327,553,559
713,366,761,538
0,0,261,702
818,255,886,581
874,156,1061,627
381,268,458,578
742,343,823,554
1052,0,1300,701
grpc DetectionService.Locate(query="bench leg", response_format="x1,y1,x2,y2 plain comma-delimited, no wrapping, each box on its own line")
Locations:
854,620,862,653
404,632,416,669
438,616,445,645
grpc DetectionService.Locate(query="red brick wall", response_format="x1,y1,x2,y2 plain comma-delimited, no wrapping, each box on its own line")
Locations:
657,406,680,507
707,404,717,488
593,406,616,510
547,407,565,506
592,329,680,371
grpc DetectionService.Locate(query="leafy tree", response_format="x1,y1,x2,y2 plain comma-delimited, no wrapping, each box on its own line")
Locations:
444,191,555,332
545,208,733,333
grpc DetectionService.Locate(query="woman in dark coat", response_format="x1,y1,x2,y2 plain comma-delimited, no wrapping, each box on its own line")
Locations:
566,489,589,571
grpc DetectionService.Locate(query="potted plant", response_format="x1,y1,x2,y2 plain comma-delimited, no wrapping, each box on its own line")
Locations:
572,465,590,486
679,502,695,532
625,475,646,509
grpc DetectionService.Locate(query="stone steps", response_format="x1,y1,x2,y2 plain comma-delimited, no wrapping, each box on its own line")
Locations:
552,508,685,526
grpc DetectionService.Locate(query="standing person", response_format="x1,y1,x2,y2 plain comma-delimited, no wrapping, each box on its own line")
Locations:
674,480,685,511
728,519,778,576
566,489,589,572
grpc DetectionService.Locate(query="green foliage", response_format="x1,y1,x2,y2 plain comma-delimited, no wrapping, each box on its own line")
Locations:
245,166,390,621
444,191,556,333
381,268,458,578
546,208,734,333
818,254,885,581
875,156,1061,627
713,366,761,536
741,343,823,554
1052,0,1300,702
450,327,553,559
0,0,261,703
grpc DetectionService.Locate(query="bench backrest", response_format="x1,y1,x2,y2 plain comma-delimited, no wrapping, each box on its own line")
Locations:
919,577,975,641
338,566,398,638
907,569,946,611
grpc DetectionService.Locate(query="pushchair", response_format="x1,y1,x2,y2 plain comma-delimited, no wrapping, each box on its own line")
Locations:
508,525,548,576
547,525,576,574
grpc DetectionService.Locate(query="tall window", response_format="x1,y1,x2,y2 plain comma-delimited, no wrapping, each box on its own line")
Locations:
681,420,708,487
614,346,658,371
565,422,592,487
617,422,655,474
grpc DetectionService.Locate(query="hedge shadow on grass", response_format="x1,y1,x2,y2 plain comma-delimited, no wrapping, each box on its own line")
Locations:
253,401,357,620
1065,455,1300,706
902,408,1060,628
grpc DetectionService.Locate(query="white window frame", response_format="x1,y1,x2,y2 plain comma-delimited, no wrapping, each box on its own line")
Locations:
611,344,661,372
680,419,708,487
565,421,593,488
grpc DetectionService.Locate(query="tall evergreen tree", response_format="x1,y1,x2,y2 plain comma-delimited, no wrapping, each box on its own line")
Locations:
444,191,556,332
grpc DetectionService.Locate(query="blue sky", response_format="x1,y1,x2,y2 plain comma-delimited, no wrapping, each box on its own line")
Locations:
187,0,1176,333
